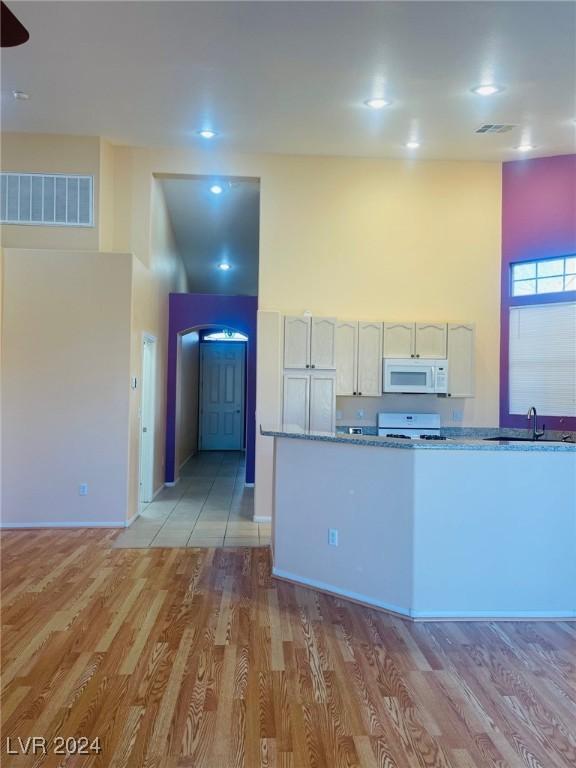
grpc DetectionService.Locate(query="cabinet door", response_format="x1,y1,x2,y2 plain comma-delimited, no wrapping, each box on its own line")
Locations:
335,321,358,395
357,322,383,396
284,316,311,369
383,322,415,358
310,317,337,369
415,322,447,359
309,373,336,432
447,323,475,397
282,373,309,431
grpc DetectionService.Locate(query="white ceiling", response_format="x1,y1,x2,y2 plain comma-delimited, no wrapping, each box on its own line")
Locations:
2,1,575,160
159,176,259,295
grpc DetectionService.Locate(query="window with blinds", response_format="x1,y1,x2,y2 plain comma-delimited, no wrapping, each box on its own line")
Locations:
509,302,576,416
0,172,93,226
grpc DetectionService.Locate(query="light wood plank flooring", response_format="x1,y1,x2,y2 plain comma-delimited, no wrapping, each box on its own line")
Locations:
1,529,575,767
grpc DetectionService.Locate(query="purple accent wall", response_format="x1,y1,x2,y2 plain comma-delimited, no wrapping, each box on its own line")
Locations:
501,154,576,430
165,293,258,484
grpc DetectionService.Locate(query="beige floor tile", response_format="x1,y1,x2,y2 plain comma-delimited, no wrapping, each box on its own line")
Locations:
150,531,190,547
187,537,224,547
223,537,261,547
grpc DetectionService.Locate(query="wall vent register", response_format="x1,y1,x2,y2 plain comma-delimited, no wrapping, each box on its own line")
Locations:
0,172,94,226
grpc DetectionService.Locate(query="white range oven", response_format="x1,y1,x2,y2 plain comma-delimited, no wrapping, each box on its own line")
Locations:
377,412,446,440
383,358,448,394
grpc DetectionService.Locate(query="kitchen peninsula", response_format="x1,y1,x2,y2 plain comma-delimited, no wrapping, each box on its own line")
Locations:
262,427,576,620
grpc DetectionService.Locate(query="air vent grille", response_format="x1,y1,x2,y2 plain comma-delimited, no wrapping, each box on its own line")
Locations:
476,124,516,134
0,172,93,226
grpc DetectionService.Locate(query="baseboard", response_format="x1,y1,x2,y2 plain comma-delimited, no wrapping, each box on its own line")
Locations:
1,520,127,529
125,511,140,528
244,482,255,487
179,452,196,471
271,567,411,618
164,478,179,488
253,515,272,523
271,567,576,622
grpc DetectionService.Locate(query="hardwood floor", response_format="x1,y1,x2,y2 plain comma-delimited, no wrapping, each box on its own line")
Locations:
1,529,575,767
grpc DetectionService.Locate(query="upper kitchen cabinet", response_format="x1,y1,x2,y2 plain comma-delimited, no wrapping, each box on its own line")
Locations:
447,323,475,397
310,317,337,369
415,322,447,359
383,321,447,359
336,320,382,396
284,316,311,368
357,321,383,396
383,322,414,358
284,315,336,369
335,320,358,395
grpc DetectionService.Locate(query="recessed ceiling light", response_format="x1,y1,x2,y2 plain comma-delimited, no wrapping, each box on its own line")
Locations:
516,143,535,152
218,263,232,271
471,84,504,96
364,97,391,109
12,90,29,100
405,141,420,149
210,184,223,195
198,129,217,139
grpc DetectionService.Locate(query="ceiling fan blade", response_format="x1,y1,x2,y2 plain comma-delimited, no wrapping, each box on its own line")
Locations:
1,2,29,47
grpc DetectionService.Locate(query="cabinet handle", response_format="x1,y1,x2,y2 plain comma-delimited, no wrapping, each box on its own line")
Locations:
358,392,362,396
411,354,415,358
416,354,420,358
306,364,310,368
353,391,357,395
311,364,316,368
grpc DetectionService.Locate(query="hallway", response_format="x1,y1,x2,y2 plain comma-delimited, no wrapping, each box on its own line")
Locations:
114,452,267,548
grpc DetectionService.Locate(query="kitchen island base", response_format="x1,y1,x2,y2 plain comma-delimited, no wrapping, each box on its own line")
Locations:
269,435,576,621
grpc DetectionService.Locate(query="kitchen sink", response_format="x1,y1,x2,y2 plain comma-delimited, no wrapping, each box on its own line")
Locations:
483,436,566,443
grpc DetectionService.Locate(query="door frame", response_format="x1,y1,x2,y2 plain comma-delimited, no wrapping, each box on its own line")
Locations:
139,332,157,503
199,339,247,451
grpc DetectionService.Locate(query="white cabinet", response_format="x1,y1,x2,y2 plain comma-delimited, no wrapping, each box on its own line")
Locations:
383,322,414,358
336,321,382,396
383,321,447,359
311,317,337,369
335,321,357,395
309,373,336,432
447,323,475,397
283,372,335,432
415,323,447,359
284,316,310,369
357,322,383,396
284,315,336,369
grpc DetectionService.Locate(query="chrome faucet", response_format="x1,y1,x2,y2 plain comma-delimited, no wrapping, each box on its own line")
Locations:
527,406,545,440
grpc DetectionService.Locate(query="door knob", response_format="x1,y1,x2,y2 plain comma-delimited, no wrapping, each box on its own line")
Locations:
143,427,148,432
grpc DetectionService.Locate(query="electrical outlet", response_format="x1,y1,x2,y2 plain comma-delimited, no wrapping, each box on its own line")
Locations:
328,528,339,546
451,409,463,422
356,409,364,419
79,483,88,496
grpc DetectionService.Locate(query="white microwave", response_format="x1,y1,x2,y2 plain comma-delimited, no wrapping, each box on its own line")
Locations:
383,358,449,394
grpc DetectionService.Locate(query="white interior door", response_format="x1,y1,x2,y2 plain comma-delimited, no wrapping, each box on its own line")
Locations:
139,335,156,504
200,342,245,450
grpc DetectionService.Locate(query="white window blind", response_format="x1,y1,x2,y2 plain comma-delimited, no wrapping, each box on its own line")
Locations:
509,302,576,416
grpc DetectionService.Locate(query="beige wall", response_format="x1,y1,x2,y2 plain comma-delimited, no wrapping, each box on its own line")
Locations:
112,145,501,518
176,331,200,472
1,249,132,526
125,179,188,521
0,133,102,251
1,134,502,523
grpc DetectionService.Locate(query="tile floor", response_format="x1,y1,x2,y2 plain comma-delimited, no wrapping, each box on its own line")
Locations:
113,451,268,548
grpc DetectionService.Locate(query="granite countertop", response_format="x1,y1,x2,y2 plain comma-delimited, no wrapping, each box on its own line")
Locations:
260,426,576,452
